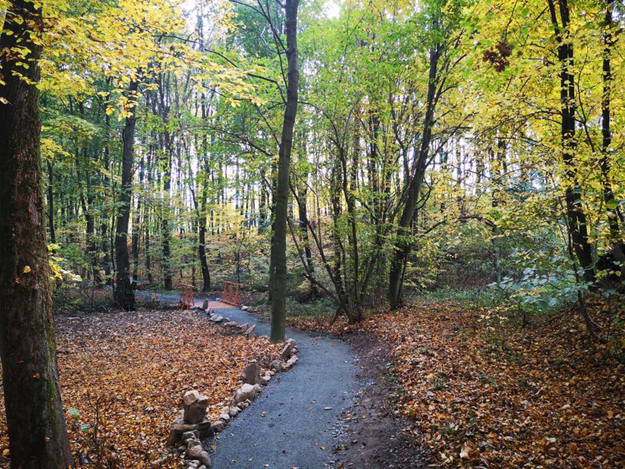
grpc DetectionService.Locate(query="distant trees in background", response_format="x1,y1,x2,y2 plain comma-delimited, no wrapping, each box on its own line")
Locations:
32,0,624,327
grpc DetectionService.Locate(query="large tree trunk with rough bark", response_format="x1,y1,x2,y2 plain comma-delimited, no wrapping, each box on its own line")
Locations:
0,2,74,467
114,80,138,310
270,0,299,343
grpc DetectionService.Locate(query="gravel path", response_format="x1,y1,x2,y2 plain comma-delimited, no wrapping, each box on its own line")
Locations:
148,293,358,468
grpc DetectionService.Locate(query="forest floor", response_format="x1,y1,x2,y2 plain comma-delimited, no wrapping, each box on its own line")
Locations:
2,291,622,468
249,296,625,468
0,307,282,468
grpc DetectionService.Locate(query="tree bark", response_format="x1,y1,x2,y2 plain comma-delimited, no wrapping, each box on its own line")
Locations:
297,184,316,296
101,120,113,284
270,0,300,343
599,0,624,271
114,80,138,310
0,2,74,467
198,96,211,292
159,128,173,291
46,159,56,243
77,147,100,282
547,0,595,284
389,44,441,309
132,157,144,287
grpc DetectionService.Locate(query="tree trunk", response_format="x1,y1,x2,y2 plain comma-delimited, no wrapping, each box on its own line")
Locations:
259,170,268,230
101,126,113,284
198,217,211,291
161,132,173,291
599,0,624,271
77,148,100,282
270,0,300,343
297,185,316,296
46,159,56,243
132,157,144,287
389,44,441,309
0,2,74,466
114,80,138,310
191,164,211,293
145,204,153,284
198,95,211,292
547,0,595,284
145,147,154,284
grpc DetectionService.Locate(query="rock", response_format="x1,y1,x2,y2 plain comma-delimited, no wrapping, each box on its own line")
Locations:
187,445,211,466
239,323,248,331
280,339,297,360
270,359,284,372
183,390,200,406
168,413,213,446
283,355,298,371
182,431,199,442
198,466,207,469
212,419,228,432
224,321,238,327
244,324,256,336
202,299,209,310
219,412,230,422
242,361,261,385
234,383,261,403
183,391,209,424
241,305,249,311
189,306,203,312
260,375,270,386
229,406,241,417
210,315,223,323
186,438,202,450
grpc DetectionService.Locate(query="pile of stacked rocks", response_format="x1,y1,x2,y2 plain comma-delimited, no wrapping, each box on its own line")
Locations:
169,390,212,468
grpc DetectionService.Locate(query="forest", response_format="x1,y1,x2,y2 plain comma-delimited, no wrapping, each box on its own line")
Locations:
0,0,624,468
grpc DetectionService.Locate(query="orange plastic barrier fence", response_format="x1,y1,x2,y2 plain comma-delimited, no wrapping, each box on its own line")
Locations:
178,284,194,310
221,281,242,306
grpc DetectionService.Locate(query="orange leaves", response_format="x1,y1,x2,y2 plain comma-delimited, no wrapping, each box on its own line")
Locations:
0,309,280,468
321,299,624,468
382,300,625,468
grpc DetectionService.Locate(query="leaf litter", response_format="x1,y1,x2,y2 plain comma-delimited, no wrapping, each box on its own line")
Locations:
0,309,281,468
